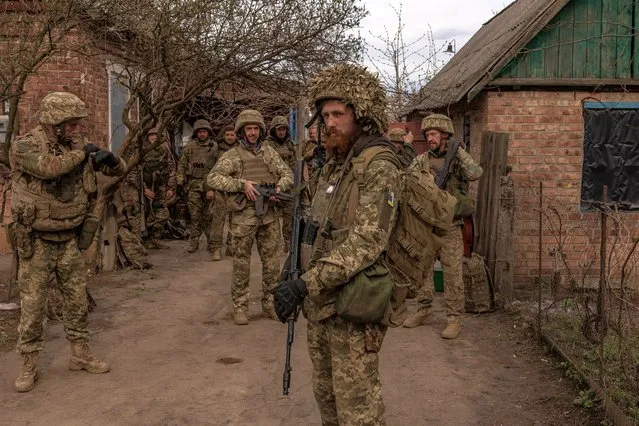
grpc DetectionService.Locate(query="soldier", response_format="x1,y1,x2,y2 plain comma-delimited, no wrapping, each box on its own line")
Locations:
263,115,296,250
299,125,325,195
9,92,126,392
177,119,219,256
387,127,416,168
125,128,177,249
403,114,483,339
207,110,293,325
209,124,238,260
274,64,401,425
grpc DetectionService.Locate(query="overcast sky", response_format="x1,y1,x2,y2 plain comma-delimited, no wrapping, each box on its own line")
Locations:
360,0,514,79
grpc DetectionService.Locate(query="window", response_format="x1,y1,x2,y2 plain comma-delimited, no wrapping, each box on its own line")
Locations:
581,102,639,210
107,63,129,153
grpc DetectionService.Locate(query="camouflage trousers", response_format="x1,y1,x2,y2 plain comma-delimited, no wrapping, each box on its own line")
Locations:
307,316,386,426
17,237,89,354
126,191,169,241
117,226,150,269
187,189,213,248
415,225,465,317
229,219,280,312
279,203,294,250
209,194,229,250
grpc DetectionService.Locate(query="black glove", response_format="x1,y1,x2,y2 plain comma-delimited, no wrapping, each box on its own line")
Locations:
274,278,308,323
83,143,100,158
94,150,119,168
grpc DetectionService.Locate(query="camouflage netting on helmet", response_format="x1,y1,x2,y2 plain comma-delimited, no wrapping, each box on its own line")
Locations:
235,109,266,134
421,114,455,136
39,92,88,126
307,63,388,135
388,128,406,142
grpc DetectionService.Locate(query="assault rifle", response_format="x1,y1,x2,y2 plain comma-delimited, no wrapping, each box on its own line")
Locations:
235,183,293,216
281,159,305,395
435,138,462,189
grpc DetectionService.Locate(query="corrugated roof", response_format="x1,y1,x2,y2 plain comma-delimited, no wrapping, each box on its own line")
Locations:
403,0,571,115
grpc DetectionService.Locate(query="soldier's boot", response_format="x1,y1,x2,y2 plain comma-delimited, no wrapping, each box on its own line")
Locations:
402,307,432,328
441,316,462,339
186,238,199,253
261,297,278,320
14,352,40,393
210,248,222,261
68,342,110,374
233,311,249,326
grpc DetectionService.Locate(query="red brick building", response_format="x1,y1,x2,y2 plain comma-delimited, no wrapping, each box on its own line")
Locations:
404,0,639,288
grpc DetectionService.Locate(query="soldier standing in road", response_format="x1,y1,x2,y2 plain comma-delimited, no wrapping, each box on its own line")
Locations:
177,119,219,256
124,127,177,249
403,114,483,339
274,64,401,425
9,92,126,392
209,125,238,261
263,115,296,250
207,110,293,325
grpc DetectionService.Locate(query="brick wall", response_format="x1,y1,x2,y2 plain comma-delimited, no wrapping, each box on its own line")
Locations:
481,90,639,288
15,28,110,148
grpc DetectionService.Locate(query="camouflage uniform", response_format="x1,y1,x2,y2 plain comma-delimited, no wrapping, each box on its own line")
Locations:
299,135,325,196
387,128,416,169
263,115,296,250
300,64,400,425
403,114,483,338
123,133,176,246
207,110,293,321
209,137,238,257
9,92,123,391
177,120,219,253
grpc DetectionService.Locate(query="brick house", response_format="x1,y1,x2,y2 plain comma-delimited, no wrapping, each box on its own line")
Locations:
403,0,639,288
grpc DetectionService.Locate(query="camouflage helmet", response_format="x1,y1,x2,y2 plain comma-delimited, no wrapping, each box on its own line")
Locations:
388,128,406,143
270,115,288,130
235,109,266,134
192,119,213,137
421,114,455,136
39,92,88,125
148,127,159,135
307,63,388,135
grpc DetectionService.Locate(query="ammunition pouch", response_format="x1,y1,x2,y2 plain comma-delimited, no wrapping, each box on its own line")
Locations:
77,214,100,250
335,262,394,324
453,192,475,219
10,222,34,259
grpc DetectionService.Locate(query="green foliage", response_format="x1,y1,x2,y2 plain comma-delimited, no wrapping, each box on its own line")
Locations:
573,388,598,409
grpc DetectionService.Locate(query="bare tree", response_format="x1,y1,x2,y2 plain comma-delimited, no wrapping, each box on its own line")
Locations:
365,2,448,121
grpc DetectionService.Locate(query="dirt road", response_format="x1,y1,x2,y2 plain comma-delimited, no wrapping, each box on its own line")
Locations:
0,241,599,425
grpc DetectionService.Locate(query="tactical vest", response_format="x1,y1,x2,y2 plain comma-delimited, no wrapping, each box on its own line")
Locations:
430,153,465,195
235,146,277,184
218,141,237,155
186,140,217,179
267,138,296,170
143,146,170,186
11,126,95,233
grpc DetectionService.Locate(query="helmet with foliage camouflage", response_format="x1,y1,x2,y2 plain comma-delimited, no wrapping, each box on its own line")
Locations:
192,119,213,137
307,63,388,135
39,92,88,125
235,109,266,134
270,115,288,130
421,114,455,136
388,128,406,142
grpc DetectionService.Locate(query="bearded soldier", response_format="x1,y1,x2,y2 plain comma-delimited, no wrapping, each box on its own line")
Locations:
207,110,292,324
124,127,176,249
274,64,402,425
9,92,126,392
177,119,219,256
209,124,238,260
263,115,296,250
387,127,416,169
403,114,483,339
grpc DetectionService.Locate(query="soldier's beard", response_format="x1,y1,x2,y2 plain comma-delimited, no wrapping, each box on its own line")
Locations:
324,129,357,158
